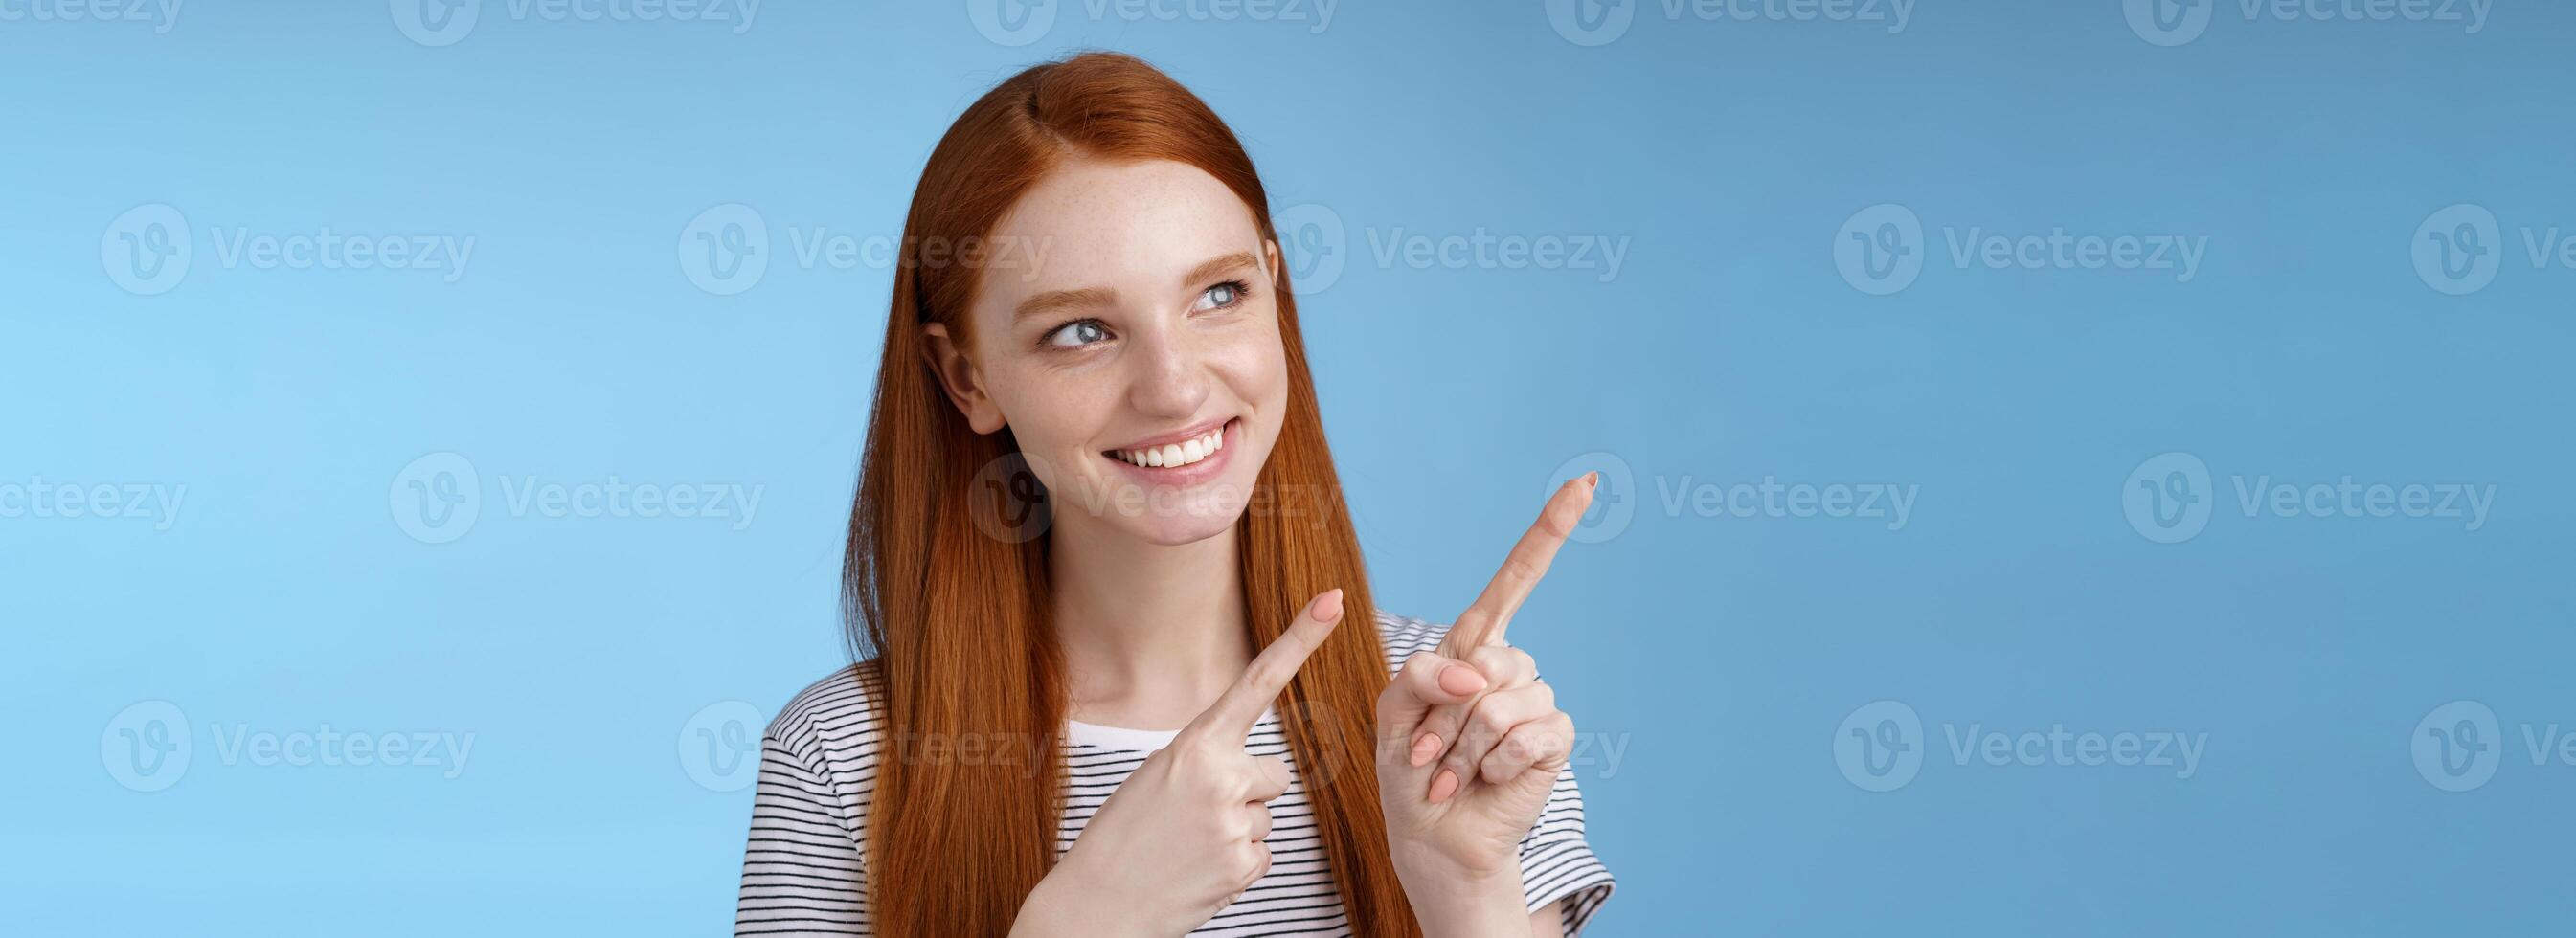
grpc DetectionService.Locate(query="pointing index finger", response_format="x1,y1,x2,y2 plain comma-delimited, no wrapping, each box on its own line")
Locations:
1181,589,1344,745
1448,473,1596,652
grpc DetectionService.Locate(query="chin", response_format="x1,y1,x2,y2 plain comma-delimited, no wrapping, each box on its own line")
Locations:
1118,486,1256,546
1121,510,1246,547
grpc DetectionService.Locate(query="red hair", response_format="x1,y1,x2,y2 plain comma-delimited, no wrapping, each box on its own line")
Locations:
842,52,1419,935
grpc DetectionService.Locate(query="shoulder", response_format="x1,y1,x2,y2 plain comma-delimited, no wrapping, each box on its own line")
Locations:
1372,609,1455,672
763,659,886,774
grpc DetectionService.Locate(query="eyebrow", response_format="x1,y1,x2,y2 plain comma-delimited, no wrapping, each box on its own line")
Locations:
1010,251,1263,325
1180,251,1261,290
1010,285,1117,324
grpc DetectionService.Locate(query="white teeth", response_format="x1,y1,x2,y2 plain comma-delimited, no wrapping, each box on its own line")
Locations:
1111,423,1231,469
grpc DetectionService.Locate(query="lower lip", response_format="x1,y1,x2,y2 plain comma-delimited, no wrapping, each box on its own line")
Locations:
1104,418,1241,486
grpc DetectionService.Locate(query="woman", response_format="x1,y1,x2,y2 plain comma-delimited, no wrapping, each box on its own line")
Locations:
734,52,1614,937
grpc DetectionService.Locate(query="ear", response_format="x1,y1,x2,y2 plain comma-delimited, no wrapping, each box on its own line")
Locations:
1263,238,1287,292
918,323,1007,435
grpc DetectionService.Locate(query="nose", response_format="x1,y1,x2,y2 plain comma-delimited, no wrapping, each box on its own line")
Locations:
1122,324,1211,421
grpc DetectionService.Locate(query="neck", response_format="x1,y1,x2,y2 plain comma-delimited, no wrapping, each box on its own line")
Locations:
1047,513,1252,726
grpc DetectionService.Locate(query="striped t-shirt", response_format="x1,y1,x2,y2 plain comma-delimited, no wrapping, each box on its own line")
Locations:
734,611,1616,936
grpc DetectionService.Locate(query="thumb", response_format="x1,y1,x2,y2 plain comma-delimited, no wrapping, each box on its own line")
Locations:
1378,650,1486,734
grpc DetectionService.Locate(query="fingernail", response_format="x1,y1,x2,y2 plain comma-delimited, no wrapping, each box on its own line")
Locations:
1313,588,1344,623
1584,471,1600,490
1427,769,1459,804
1436,664,1486,697
1409,732,1441,767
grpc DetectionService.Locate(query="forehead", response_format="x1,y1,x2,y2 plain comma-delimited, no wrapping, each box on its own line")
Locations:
979,157,1264,304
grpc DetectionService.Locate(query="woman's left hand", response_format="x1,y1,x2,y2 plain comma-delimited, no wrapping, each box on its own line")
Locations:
1375,474,1593,916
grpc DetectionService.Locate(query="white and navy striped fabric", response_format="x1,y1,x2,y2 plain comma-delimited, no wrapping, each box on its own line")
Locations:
734,611,1615,936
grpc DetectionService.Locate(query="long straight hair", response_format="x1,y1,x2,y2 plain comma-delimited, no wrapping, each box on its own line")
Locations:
843,52,1419,936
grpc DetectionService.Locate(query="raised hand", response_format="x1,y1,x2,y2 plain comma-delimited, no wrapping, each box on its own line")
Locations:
1014,590,1344,938
1377,475,1593,887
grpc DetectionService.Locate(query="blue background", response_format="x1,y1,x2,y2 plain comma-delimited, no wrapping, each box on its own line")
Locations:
6,1,2571,934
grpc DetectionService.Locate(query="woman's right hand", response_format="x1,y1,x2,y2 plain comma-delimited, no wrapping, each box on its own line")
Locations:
1013,589,1347,938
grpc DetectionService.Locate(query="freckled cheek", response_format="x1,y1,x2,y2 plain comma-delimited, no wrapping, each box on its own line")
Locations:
993,365,1123,460
1202,332,1289,416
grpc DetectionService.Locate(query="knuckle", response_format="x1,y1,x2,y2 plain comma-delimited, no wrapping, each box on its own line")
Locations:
1446,613,1490,647
1543,495,1584,536
1242,659,1283,690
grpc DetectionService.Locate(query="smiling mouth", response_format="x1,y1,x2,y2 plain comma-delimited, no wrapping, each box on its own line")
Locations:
1104,417,1238,470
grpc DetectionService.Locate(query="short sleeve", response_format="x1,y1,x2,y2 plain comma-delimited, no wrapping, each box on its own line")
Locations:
734,670,878,936
1517,762,1616,935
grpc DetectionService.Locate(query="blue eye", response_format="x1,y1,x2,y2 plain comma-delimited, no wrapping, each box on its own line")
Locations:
1043,319,1110,348
1193,280,1248,312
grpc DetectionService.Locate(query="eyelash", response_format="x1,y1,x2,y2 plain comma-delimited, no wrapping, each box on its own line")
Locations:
1197,279,1254,312
1037,279,1254,350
